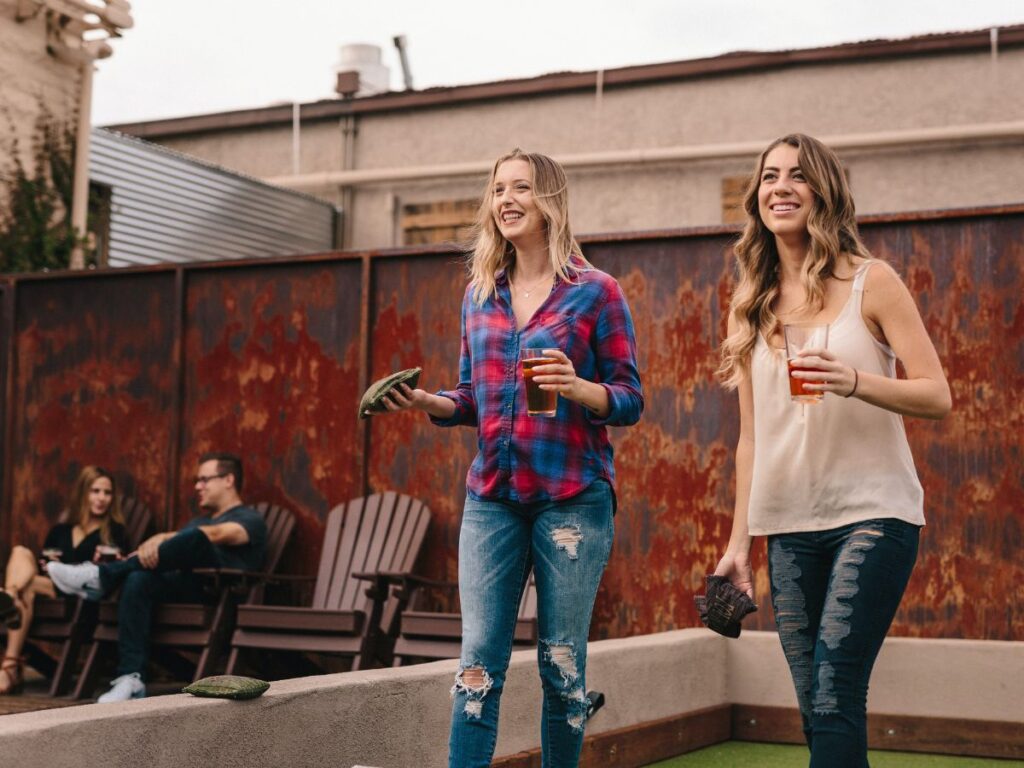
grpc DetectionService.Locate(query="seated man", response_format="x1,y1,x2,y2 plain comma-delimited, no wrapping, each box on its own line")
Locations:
47,451,267,703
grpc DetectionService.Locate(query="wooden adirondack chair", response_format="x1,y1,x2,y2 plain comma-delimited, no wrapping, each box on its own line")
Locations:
5,496,153,697
225,491,431,675
71,502,295,699
386,571,538,666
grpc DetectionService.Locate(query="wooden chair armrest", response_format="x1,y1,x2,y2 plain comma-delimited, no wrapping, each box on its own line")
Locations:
365,571,458,591
260,573,317,584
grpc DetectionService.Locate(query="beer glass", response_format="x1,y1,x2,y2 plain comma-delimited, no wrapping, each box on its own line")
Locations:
783,323,829,403
521,348,558,417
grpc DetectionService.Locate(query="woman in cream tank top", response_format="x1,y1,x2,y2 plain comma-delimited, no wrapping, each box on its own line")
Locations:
714,134,951,768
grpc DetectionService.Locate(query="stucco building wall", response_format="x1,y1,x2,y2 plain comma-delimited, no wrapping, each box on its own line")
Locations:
0,0,81,181
113,32,1024,249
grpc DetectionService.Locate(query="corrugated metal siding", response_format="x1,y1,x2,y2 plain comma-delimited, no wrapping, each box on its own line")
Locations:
90,129,336,268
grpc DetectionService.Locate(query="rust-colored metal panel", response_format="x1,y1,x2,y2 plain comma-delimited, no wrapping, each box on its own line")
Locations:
180,261,363,569
582,235,746,639
367,253,476,584
363,212,1024,641
1,207,1019,641
860,215,1024,640
6,274,176,552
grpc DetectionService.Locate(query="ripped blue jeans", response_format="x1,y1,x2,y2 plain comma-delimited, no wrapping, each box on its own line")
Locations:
449,479,614,768
768,517,920,768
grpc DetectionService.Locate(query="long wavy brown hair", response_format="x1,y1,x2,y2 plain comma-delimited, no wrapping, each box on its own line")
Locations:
70,466,124,544
718,133,873,388
467,148,591,305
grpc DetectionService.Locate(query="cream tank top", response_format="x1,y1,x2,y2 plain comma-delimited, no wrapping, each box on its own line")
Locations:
747,261,925,536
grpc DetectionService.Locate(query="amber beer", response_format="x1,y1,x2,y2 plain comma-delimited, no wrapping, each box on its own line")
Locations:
787,360,827,402
522,349,558,417
782,322,829,404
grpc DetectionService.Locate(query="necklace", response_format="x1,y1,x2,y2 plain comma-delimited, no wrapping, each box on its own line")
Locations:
511,271,554,298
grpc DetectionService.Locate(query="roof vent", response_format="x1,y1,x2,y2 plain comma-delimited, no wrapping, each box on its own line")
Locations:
334,43,390,97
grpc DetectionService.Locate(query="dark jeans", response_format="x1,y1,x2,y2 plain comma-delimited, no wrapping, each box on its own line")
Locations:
768,518,919,768
98,528,220,678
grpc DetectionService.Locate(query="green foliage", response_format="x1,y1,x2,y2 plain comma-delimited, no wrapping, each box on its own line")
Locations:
0,107,84,273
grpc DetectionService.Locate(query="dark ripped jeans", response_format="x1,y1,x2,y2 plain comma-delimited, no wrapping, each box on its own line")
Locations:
768,518,919,768
98,528,220,678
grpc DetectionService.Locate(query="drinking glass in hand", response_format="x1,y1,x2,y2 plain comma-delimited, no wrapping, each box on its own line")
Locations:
783,323,829,403
95,545,121,563
521,348,559,417
40,547,63,569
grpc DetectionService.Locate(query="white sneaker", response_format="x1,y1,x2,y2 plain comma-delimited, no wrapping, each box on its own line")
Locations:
46,561,102,600
97,672,146,703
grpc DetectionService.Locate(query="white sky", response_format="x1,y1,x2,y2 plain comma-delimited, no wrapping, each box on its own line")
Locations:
92,0,1024,126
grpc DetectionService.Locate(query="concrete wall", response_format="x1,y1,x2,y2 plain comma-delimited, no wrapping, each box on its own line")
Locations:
145,46,1024,249
1,630,1019,768
0,0,81,182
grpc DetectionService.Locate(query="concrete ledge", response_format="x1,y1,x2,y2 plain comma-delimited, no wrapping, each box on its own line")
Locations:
728,631,1024,720
0,630,1020,768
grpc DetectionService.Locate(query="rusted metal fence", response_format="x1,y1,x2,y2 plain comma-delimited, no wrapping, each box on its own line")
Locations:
1,205,1021,641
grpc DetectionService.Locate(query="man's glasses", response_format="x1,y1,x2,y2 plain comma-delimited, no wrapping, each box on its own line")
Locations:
194,472,228,486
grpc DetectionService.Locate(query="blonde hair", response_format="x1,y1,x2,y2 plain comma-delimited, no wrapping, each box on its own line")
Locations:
70,466,124,545
718,133,873,388
467,149,591,305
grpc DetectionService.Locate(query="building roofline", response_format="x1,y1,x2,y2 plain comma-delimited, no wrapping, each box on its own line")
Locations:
107,24,1024,139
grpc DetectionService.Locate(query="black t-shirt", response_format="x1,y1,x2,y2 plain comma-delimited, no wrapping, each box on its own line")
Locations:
43,522,130,564
182,504,267,571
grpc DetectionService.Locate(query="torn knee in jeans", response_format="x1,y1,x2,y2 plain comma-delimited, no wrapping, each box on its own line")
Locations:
552,525,583,560
451,664,492,719
543,641,590,732
543,641,579,685
565,687,589,732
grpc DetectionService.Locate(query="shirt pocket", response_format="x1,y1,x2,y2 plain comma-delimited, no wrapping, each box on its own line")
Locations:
523,313,577,353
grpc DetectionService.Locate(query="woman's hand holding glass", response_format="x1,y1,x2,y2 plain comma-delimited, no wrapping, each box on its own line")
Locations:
529,349,580,400
790,348,858,398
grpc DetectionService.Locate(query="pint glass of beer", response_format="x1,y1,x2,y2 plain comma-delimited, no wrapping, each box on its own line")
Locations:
521,348,559,417
783,323,829,403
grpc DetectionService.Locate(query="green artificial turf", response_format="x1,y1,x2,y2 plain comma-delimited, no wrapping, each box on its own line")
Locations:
645,741,1023,768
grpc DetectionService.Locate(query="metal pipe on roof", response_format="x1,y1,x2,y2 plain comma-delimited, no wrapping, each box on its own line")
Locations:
393,35,414,90
265,120,1024,190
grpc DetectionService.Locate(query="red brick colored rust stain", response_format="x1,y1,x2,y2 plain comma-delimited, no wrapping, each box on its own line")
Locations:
181,265,362,570
367,256,474,591
8,276,175,549
862,218,1024,639
2,211,1020,640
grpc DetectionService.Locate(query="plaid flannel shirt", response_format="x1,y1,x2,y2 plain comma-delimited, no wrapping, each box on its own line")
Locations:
432,263,643,504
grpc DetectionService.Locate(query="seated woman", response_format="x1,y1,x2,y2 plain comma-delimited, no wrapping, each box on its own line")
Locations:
0,465,128,694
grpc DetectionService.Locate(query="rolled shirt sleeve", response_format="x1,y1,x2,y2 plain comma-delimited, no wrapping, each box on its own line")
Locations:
430,288,478,427
586,280,644,427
